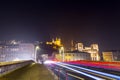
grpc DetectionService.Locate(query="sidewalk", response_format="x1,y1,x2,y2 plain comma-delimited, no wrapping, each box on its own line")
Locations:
0,63,55,80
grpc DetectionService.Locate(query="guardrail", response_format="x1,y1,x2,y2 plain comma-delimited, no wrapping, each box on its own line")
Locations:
0,60,34,75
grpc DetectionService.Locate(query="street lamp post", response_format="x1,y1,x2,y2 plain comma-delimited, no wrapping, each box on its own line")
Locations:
60,46,64,62
35,46,40,62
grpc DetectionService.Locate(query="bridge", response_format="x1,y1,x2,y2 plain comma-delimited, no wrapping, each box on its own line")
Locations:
0,60,56,80
0,40,120,80
0,59,120,80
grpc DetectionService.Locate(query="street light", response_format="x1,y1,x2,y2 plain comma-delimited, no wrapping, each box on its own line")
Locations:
61,47,64,62
59,46,64,62
35,46,40,62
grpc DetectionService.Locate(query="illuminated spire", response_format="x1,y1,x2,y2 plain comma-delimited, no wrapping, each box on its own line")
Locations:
52,38,54,43
71,40,74,47
71,40,74,51
56,37,58,41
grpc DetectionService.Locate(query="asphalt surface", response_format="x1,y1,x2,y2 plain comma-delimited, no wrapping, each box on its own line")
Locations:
0,63,54,80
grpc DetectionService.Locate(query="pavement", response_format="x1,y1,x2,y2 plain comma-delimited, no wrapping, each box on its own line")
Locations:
0,63,55,80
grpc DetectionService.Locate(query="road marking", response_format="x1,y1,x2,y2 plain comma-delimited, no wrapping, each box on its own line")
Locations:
67,73,84,80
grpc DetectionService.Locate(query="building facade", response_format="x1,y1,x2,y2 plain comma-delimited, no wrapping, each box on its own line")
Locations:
75,43,84,51
0,40,35,62
46,37,62,47
75,43,100,61
55,51,91,61
103,50,120,62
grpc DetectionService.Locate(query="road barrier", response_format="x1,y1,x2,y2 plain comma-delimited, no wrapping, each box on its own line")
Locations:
0,60,34,75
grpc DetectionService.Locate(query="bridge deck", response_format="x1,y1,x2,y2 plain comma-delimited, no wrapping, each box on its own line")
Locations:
0,63,55,80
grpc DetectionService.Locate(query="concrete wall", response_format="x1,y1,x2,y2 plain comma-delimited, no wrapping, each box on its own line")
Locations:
0,60,34,75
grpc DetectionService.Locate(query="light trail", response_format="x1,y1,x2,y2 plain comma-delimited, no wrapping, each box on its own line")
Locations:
55,63,104,80
58,62,120,80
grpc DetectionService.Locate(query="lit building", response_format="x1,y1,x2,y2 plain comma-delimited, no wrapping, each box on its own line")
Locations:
71,40,75,51
45,38,66,61
55,46,64,61
75,43,83,51
75,43,100,61
54,40,100,61
46,37,62,47
91,44,99,51
56,50,91,61
19,43,35,60
45,39,100,61
0,40,35,62
103,50,120,62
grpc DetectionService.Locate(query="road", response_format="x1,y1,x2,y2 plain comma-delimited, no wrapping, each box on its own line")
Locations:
48,62,120,80
0,63,54,80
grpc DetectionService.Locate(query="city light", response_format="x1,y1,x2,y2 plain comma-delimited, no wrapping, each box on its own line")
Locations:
13,58,20,61
44,60,56,64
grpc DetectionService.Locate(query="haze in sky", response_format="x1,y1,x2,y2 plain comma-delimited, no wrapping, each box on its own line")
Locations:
0,1,120,51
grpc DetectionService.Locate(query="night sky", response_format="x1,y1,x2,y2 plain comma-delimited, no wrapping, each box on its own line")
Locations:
0,1,120,51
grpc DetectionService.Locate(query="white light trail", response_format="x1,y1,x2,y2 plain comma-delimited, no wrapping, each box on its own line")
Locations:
55,63,104,80
59,63,120,79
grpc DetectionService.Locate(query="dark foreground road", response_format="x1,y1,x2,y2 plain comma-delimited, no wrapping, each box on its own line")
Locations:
0,63,54,80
